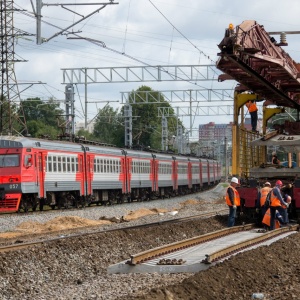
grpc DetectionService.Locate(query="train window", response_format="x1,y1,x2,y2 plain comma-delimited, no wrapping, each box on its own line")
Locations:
159,164,164,174
94,158,97,173
67,157,71,172
62,157,66,172
76,158,79,172
100,159,103,173
58,156,62,172
53,156,57,172
47,156,52,172
71,157,75,172
0,154,20,167
24,154,32,168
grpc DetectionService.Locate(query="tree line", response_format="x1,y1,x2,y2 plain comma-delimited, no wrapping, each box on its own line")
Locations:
8,86,185,151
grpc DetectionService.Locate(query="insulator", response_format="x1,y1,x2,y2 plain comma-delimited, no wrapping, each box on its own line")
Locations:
280,32,287,44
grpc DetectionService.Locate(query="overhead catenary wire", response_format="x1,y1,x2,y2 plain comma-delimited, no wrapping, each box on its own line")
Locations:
148,0,215,64
122,0,131,54
16,5,220,88
13,0,230,130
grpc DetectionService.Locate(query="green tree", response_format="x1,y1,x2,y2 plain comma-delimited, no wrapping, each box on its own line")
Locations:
20,98,65,138
126,86,184,150
0,94,20,135
93,105,124,147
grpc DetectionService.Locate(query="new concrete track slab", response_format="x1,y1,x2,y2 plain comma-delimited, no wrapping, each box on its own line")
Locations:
108,230,296,274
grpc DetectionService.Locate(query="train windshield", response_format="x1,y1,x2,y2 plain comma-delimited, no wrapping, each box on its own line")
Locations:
0,154,20,167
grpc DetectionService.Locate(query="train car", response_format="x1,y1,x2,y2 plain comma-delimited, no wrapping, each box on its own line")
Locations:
0,135,222,213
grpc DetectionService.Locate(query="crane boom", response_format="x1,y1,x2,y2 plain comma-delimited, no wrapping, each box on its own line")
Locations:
216,20,300,110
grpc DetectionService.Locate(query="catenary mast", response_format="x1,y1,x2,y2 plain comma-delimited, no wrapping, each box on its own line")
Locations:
0,0,28,135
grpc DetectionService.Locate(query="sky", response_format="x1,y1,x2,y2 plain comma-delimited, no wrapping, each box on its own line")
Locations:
12,0,300,140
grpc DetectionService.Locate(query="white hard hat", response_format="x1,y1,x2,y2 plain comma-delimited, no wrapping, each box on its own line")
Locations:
231,177,239,184
272,151,276,156
265,182,271,186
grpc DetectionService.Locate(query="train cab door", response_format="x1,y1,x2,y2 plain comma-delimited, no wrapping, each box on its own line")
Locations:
152,158,158,192
78,154,86,196
172,159,178,191
37,152,46,198
120,154,131,194
86,154,94,196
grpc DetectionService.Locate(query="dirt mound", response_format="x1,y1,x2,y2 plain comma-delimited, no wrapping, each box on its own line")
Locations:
150,208,169,214
16,216,112,233
180,199,199,206
0,216,112,239
123,208,157,221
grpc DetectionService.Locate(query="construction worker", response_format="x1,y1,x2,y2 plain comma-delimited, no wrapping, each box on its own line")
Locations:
225,177,240,227
281,183,292,224
246,100,258,132
262,208,284,230
256,182,272,225
272,152,280,165
269,180,289,230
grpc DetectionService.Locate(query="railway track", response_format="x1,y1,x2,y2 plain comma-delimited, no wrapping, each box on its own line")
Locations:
0,209,228,253
108,223,299,274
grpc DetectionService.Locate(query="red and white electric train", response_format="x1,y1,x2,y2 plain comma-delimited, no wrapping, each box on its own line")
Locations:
0,136,221,212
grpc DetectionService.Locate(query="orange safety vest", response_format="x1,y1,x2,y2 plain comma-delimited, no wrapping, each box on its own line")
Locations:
260,187,272,207
270,188,282,207
225,186,240,206
246,102,258,113
262,208,280,229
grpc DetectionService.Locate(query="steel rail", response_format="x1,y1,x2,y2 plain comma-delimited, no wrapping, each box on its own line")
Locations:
127,223,255,265
203,224,299,264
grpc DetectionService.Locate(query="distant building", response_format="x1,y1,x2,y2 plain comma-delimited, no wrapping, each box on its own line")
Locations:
75,121,95,134
199,122,233,144
199,118,262,143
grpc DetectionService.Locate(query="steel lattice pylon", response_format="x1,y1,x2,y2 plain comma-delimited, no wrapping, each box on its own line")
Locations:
0,0,27,135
